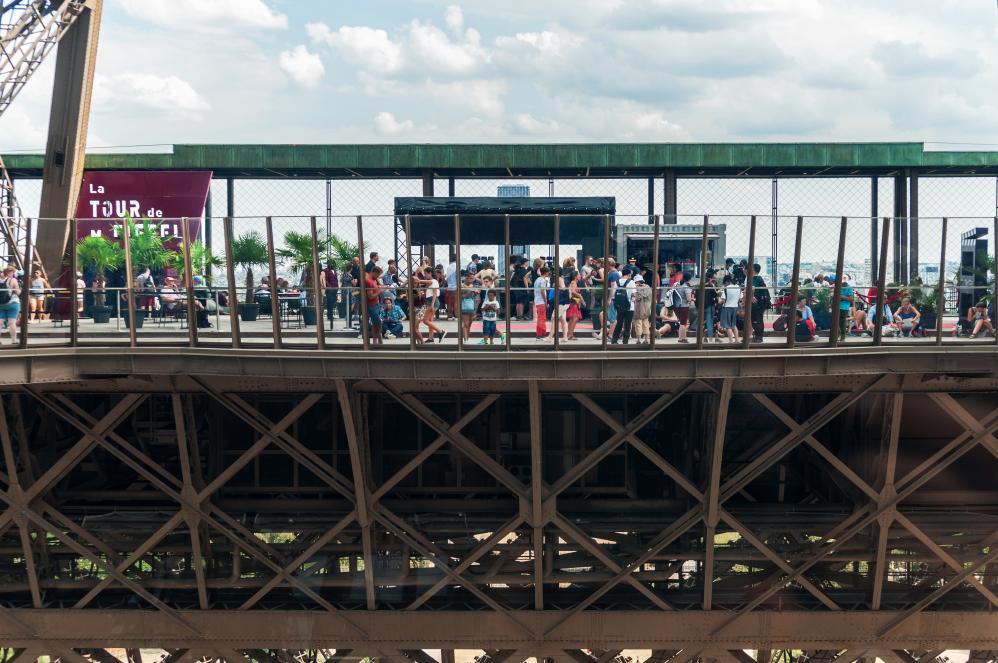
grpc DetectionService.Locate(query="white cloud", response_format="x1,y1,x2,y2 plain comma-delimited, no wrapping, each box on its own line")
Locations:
373,111,414,136
405,20,489,75
312,24,403,75
444,5,464,34
279,45,325,89
94,73,210,117
115,0,287,30
424,79,506,117
513,113,561,135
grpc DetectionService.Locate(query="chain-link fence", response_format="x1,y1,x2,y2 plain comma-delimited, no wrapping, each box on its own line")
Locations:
7,173,998,350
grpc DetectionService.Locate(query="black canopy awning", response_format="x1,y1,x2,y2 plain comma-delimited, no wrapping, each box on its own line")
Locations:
395,197,615,244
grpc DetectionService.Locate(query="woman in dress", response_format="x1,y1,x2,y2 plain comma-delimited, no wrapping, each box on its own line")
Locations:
565,272,583,340
28,269,49,322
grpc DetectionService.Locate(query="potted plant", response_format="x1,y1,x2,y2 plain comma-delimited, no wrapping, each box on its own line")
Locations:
75,235,124,323
230,231,269,321
116,214,176,327
276,230,324,326
810,287,832,331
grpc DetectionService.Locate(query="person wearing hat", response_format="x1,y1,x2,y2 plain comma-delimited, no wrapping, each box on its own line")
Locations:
631,273,653,344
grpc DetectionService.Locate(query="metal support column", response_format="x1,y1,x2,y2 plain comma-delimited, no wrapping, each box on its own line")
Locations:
422,170,435,266
664,170,677,222
34,0,103,276
647,178,655,218
771,177,778,274
893,174,907,283
870,177,879,286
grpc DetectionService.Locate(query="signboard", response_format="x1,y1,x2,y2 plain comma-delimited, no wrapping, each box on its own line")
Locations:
74,170,213,249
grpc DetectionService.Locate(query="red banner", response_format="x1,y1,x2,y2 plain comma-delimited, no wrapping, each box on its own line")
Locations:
74,170,213,249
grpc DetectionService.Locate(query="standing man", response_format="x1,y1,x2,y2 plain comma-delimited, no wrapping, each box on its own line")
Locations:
748,262,770,343
837,275,855,341
445,253,458,320
322,261,338,328
611,267,636,345
533,265,550,340
365,252,380,274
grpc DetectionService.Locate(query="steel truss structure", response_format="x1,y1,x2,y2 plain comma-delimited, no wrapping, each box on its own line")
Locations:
0,365,996,663
0,0,90,272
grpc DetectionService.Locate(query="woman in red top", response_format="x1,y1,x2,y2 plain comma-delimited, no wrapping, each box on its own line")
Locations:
364,267,384,344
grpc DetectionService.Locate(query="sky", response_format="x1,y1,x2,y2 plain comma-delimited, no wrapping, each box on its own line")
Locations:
3,0,998,150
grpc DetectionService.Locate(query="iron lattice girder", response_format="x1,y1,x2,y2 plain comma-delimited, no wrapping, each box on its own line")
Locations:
0,374,996,650
0,610,995,651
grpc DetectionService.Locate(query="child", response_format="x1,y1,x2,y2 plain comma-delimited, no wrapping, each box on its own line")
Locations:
481,289,501,345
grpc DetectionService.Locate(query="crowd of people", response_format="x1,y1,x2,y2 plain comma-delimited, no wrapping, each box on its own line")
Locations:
307,251,992,346
1,247,993,347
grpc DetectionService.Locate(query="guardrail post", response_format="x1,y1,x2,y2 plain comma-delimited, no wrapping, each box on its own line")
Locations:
121,217,137,348
741,215,757,349
873,218,891,346
694,215,708,349
265,216,282,350
69,218,78,347
310,215,326,350
357,215,370,350
18,220,32,349
222,217,241,349
404,215,416,351
181,216,198,347
828,216,848,348
650,213,661,350
455,213,463,352
935,218,947,346
601,214,610,351
553,214,561,350
504,214,511,352
786,216,803,348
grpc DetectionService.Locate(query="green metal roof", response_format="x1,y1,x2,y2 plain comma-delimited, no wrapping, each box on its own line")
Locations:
5,142,998,177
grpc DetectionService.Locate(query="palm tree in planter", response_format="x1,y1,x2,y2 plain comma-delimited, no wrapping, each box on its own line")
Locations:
75,235,124,322
277,230,325,325
174,239,223,282
115,214,176,327
230,231,269,321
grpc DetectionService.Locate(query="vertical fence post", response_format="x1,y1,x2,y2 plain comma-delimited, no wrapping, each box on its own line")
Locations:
223,217,240,349
18,221,31,349
504,214,511,352
181,216,198,347
694,215,708,349
650,214,661,350
601,214,610,351
828,216,848,348
786,216,803,348
935,218,948,346
994,216,998,347
121,217,137,348
873,218,891,346
454,213,463,352
553,214,560,350
265,217,282,350
309,215,326,350
404,215,416,351
356,215,369,351
69,218,78,347
741,215,757,350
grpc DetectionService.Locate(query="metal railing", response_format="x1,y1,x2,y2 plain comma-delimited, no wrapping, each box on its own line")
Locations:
3,213,997,352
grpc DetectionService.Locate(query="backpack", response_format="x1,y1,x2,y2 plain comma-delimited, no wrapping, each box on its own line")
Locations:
0,280,10,305
613,279,631,312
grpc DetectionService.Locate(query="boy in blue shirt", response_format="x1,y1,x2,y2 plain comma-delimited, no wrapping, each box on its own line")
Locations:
381,297,407,339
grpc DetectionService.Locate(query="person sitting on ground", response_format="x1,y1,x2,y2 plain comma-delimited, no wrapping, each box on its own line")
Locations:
853,300,896,337
793,295,817,342
965,301,994,338
894,297,921,337
380,296,407,339
656,306,680,338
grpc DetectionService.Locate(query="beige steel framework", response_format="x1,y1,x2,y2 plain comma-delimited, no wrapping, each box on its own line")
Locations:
0,364,995,663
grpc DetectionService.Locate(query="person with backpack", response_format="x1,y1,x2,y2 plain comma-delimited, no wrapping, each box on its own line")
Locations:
672,272,693,344
748,263,770,343
611,267,636,345
631,273,653,344
0,266,22,344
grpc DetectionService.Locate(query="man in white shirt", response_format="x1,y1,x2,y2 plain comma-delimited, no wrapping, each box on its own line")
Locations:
533,265,550,340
